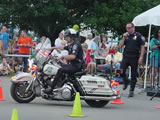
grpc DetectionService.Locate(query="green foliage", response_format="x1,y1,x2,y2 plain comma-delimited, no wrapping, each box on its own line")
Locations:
0,0,160,43
82,0,160,36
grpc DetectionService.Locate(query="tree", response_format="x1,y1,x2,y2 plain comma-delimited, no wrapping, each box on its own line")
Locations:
0,0,160,43
0,0,90,44
82,0,160,36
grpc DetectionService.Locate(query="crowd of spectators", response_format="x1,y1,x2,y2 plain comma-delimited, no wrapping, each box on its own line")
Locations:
83,33,122,76
0,25,123,76
0,26,34,75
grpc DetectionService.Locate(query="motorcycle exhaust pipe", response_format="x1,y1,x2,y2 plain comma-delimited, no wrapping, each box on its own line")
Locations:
80,95,120,101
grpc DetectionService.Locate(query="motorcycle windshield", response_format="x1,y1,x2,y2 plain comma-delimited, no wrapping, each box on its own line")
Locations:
40,38,51,51
35,38,51,67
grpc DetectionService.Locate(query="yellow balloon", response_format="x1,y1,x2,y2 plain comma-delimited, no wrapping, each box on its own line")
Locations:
73,24,79,32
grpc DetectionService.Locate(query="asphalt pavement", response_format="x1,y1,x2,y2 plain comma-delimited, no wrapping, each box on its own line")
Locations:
0,76,160,120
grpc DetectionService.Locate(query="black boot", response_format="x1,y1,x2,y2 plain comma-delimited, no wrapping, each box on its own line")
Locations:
128,83,136,97
43,78,59,94
128,91,134,97
43,86,53,94
123,78,129,90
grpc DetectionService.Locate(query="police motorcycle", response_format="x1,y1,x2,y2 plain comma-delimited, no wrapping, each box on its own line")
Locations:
10,37,120,107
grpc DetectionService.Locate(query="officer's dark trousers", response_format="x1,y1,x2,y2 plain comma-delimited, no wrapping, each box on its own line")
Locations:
120,57,138,91
51,64,80,89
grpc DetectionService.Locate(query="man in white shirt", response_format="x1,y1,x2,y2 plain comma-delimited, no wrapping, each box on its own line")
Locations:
105,45,122,69
85,33,93,50
55,32,64,46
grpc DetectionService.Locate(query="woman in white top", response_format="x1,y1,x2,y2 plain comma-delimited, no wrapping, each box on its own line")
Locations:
99,34,109,57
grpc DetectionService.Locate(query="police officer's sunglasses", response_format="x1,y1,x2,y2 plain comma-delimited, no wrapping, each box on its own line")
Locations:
126,27,133,29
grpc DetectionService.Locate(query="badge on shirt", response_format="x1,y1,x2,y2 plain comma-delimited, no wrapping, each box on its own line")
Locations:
133,34,137,40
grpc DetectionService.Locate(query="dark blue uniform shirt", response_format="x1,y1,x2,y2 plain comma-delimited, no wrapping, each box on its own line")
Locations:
124,32,145,58
64,40,84,66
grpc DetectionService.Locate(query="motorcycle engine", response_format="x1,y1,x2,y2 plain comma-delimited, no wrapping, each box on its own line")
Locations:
42,84,73,100
60,84,72,100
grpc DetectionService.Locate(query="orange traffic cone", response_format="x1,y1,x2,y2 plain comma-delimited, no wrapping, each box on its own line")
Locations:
156,106,160,109
110,90,124,104
0,80,5,101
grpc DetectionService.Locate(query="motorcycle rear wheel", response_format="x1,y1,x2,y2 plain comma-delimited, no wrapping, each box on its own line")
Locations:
85,100,109,107
10,83,36,103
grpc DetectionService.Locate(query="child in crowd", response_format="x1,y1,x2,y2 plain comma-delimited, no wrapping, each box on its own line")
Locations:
52,40,68,65
0,40,4,57
13,57,24,73
8,40,14,54
87,37,99,76
7,56,15,70
81,43,88,59
8,34,22,70
13,63,24,73
0,57,13,75
13,34,20,54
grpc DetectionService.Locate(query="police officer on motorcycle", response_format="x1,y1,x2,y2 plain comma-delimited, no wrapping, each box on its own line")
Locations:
119,22,145,97
43,28,84,93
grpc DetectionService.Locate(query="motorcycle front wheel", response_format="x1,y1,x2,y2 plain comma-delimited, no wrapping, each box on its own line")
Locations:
85,100,109,107
10,82,36,103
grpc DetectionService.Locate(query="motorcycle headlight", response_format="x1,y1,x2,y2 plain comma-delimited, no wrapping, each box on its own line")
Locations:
32,65,37,71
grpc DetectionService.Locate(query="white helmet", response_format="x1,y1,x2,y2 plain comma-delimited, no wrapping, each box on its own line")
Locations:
64,28,77,38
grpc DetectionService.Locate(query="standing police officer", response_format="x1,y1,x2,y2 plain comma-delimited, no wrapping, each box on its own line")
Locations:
44,28,84,93
119,23,145,97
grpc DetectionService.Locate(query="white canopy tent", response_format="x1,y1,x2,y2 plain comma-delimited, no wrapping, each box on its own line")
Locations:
132,5,160,89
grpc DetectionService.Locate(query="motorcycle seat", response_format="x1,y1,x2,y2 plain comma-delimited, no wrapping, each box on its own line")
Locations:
75,70,88,76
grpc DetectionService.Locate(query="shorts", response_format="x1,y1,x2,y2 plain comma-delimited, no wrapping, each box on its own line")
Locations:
150,58,160,67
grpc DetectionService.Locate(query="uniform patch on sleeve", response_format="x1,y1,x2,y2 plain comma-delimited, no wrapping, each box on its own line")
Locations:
141,36,145,42
73,45,78,51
